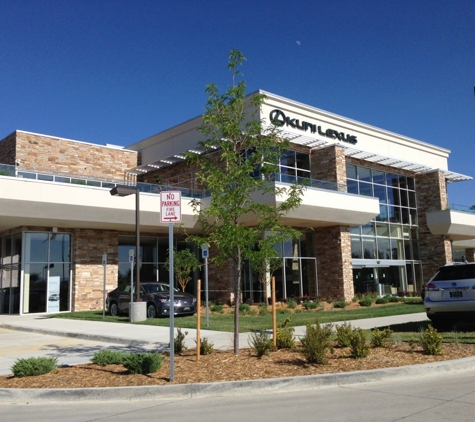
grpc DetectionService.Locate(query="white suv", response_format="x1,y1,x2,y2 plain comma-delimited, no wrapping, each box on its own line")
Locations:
424,262,475,327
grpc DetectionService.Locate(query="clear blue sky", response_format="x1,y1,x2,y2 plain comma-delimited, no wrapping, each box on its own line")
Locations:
1,0,474,205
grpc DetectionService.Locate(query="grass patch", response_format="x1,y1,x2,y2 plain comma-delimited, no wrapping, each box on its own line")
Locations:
50,302,425,333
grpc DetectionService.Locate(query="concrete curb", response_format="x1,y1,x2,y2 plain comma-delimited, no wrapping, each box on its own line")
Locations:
2,356,475,403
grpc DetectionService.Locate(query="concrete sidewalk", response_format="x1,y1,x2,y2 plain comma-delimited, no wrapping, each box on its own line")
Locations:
0,312,429,376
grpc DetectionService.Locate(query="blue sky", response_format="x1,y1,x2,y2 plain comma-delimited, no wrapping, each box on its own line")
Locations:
1,0,475,205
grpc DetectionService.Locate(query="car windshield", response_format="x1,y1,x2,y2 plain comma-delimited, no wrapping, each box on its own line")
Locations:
142,284,180,293
432,265,475,281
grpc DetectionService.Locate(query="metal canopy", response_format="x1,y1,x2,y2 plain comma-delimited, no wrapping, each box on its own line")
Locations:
125,129,472,183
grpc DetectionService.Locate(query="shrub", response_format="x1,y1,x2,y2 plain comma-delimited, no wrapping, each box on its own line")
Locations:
199,337,214,355
333,301,347,309
300,320,334,364
174,328,188,354
123,352,164,375
239,303,251,315
387,295,401,303
277,308,291,315
210,303,224,313
420,325,443,355
91,349,125,366
302,300,319,310
335,321,353,347
248,331,274,358
286,298,297,309
370,327,393,348
375,296,390,305
349,328,370,358
258,302,270,316
11,357,58,378
276,317,296,349
358,295,374,307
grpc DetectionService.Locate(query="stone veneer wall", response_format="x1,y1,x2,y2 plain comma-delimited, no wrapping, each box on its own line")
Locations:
0,132,16,165
315,226,354,301
465,248,475,262
311,145,354,301
310,145,347,185
72,229,119,311
415,171,452,281
12,131,137,181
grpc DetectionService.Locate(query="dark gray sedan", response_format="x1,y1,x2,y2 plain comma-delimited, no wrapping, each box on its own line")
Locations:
107,282,197,318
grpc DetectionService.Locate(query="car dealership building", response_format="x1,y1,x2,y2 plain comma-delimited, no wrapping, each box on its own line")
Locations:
2,90,475,315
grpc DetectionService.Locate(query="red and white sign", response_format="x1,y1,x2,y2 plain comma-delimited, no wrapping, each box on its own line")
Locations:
160,191,182,223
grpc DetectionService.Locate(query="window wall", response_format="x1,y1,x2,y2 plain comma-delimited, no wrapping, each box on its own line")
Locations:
0,233,21,314
278,150,311,182
347,164,421,294
118,236,197,294
22,232,72,314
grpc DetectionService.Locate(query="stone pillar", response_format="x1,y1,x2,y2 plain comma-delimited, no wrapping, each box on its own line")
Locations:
416,171,452,281
72,229,119,311
465,248,475,263
315,226,354,302
310,145,347,186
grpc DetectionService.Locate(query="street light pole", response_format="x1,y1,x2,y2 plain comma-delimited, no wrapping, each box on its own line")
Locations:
110,185,141,302
134,187,140,302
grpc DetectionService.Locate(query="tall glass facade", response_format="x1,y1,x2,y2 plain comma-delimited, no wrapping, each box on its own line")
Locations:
0,232,72,314
117,236,197,294
346,164,422,295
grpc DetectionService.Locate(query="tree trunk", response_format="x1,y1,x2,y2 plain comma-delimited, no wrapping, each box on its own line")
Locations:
233,249,241,354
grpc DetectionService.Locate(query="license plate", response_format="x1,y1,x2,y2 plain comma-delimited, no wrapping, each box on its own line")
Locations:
450,291,463,298
183,307,190,311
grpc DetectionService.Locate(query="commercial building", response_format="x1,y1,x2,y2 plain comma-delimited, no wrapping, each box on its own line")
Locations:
1,90,475,315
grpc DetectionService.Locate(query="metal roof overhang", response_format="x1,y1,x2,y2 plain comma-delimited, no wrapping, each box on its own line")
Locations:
125,129,472,183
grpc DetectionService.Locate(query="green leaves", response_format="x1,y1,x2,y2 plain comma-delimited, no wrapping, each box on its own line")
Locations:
186,50,305,353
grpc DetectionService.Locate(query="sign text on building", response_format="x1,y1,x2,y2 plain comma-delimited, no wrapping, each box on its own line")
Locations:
270,109,357,145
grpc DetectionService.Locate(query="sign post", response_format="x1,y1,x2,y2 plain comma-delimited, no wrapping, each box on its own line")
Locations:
102,253,107,319
128,249,134,321
202,244,209,327
160,191,182,382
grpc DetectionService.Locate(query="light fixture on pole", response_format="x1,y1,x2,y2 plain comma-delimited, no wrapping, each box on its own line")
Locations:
110,185,141,302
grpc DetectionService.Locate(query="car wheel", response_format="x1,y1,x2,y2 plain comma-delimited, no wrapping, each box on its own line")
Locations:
109,302,119,317
147,304,157,318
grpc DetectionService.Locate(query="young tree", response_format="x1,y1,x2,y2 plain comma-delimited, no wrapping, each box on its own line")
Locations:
187,50,305,354
165,248,201,292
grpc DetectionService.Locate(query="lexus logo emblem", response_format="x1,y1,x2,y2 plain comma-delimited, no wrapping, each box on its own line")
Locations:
452,282,457,286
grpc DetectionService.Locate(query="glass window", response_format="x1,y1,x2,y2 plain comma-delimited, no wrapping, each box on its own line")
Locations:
400,190,408,207
377,238,391,259
50,234,71,262
349,226,361,235
359,167,371,182
372,170,385,185
390,224,403,238
24,233,49,262
376,223,389,237
387,187,400,205
351,236,362,258
408,191,417,208
347,180,358,194
359,182,373,197
361,223,375,236
391,239,404,259
398,175,408,189
346,164,357,179
295,152,310,171
363,238,376,259
373,185,387,203
377,205,388,222
407,177,415,190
